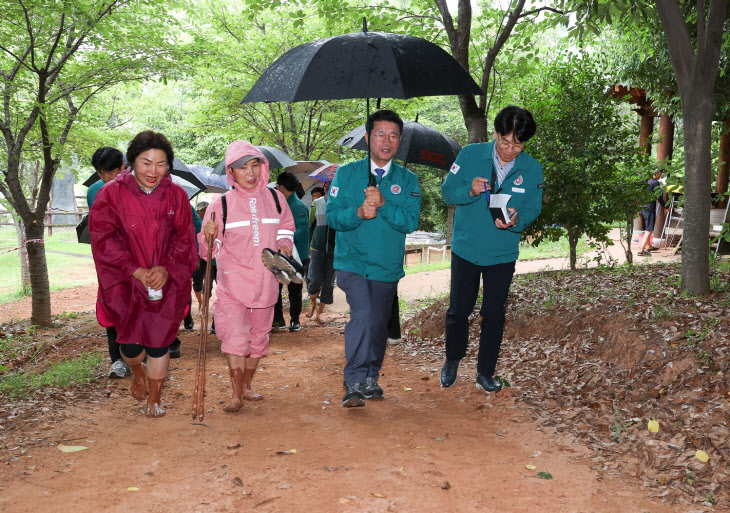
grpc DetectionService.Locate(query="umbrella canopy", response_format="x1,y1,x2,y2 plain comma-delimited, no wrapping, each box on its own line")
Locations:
308,163,341,182
242,25,484,103
284,161,330,192
187,164,230,194
76,214,90,244
212,145,297,175
171,174,205,200
337,120,461,171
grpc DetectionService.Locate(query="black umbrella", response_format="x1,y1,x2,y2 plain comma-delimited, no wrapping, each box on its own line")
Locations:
337,119,461,171
76,214,90,244
242,19,482,185
187,164,230,194
212,145,297,175
242,21,483,103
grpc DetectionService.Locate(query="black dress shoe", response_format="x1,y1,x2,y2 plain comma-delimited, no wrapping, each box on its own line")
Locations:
183,315,194,330
364,377,384,399
476,374,503,393
342,383,366,407
169,339,181,359
440,358,460,387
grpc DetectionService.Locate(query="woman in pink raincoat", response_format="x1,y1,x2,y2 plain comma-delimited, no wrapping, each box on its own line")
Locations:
199,140,295,412
90,131,197,418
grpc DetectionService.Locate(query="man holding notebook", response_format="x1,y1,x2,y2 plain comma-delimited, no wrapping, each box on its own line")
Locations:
440,106,543,393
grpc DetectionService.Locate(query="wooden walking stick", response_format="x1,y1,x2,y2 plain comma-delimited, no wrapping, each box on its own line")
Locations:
192,212,216,421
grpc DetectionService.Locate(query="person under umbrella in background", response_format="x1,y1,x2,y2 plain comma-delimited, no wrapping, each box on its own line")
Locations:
327,109,421,407
439,106,543,394
191,201,217,331
88,147,128,379
199,141,295,412
272,171,310,333
90,131,197,417
305,186,336,324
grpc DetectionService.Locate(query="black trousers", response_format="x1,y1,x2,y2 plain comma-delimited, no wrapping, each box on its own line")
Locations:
444,253,515,377
274,282,303,324
106,327,121,363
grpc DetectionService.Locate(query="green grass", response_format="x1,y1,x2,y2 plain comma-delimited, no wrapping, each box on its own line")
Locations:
0,352,102,397
404,235,590,273
0,227,96,303
518,236,589,260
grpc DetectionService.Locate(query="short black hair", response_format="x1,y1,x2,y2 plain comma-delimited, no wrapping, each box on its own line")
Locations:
127,131,174,170
91,147,124,173
494,106,536,143
365,109,404,135
310,186,326,197
276,171,300,192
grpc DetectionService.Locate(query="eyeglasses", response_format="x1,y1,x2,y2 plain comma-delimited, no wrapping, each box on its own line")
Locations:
497,134,525,152
373,130,401,142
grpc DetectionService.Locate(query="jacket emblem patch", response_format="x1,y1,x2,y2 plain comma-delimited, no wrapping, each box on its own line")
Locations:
330,186,339,197
391,184,402,195
514,175,523,186
450,163,460,174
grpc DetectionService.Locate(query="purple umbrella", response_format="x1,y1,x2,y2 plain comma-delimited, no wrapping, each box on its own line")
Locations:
308,163,341,182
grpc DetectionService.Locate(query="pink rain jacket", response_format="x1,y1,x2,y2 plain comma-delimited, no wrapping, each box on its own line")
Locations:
198,141,295,308
90,171,197,347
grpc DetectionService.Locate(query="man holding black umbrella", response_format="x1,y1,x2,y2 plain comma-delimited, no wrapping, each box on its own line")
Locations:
327,110,421,407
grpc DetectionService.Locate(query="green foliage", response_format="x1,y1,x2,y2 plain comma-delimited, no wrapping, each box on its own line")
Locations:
0,352,102,397
518,53,651,269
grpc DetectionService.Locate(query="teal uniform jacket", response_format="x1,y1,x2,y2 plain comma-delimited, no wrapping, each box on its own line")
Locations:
327,158,421,282
286,192,310,260
442,141,543,266
86,179,104,208
192,206,202,251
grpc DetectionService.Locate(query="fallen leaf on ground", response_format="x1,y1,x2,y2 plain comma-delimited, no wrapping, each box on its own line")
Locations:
647,420,660,433
525,464,537,470
57,445,88,453
127,487,140,491
371,492,385,498
274,449,297,456
232,477,243,487
695,450,710,463
227,444,241,450
536,472,553,480
403,387,412,391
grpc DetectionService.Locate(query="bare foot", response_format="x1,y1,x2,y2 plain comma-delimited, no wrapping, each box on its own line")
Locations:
146,378,166,418
305,303,316,318
223,368,244,412
242,387,263,401
129,363,147,400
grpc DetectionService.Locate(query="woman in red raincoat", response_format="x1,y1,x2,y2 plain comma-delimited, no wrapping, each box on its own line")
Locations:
90,131,197,418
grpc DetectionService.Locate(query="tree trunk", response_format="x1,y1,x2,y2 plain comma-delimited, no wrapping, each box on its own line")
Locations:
624,216,634,265
459,96,488,144
13,216,31,292
680,97,713,294
567,226,579,270
25,221,52,326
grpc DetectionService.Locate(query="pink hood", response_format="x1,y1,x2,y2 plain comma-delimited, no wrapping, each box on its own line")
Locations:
225,140,270,191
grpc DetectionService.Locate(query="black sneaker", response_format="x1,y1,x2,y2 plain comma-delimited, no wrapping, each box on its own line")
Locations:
342,383,366,407
289,321,301,332
440,358,460,387
183,315,194,330
272,319,287,330
475,374,503,393
169,339,181,359
363,377,384,399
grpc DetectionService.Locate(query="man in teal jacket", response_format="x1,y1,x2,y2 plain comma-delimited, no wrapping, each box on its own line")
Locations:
440,106,543,393
273,171,310,332
327,110,421,407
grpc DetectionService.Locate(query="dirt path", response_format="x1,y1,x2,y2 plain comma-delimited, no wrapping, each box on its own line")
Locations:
0,232,693,512
0,318,691,513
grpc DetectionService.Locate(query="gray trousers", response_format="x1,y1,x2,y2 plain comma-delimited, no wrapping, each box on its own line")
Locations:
337,270,398,384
